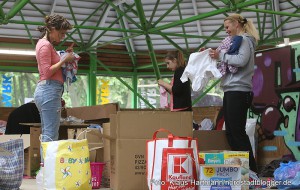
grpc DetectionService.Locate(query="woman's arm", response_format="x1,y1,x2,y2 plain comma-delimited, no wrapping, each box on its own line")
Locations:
219,36,252,67
158,79,172,93
38,44,74,77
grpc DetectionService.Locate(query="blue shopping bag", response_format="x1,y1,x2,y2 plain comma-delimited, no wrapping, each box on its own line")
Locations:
0,139,24,190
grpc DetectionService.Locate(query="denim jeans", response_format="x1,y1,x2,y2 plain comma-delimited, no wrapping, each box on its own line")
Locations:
34,80,63,142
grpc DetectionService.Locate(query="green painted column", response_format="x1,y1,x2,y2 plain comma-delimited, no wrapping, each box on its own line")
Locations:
88,51,97,106
7,0,30,19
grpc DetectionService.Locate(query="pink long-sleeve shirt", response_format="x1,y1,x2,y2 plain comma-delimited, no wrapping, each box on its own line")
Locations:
36,39,63,83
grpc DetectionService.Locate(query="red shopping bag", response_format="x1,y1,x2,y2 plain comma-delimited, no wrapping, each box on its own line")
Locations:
147,129,199,190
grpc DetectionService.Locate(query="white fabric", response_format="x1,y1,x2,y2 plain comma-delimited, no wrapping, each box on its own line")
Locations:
246,118,257,158
43,141,59,189
181,49,222,92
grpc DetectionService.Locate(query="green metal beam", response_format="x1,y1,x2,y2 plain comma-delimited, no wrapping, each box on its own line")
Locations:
255,5,262,39
0,5,5,19
6,0,30,19
176,0,189,53
66,0,84,45
19,11,35,46
207,0,229,17
196,26,224,51
88,52,155,109
263,8,300,42
152,0,184,27
135,0,160,80
149,0,269,33
151,31,222,40
118,4,139,108
192,79,221,106
28,1,46,17
87,4,110,46
0,66,38,72
84,33,142,52
242,7,300,18
148,0,160,28
105,0,142,30
87,3,136,48
122,2,186,53
8,19,143,34
88,52,97,106
58,2,107,47
1,0,9,7
136,62,165,70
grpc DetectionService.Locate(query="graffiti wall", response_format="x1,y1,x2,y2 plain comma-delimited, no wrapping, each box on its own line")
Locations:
250,45,300,165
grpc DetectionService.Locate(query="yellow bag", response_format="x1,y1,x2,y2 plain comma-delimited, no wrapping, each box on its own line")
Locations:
41,139,92,190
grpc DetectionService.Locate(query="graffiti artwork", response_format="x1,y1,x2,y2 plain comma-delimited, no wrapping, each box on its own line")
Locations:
251,45,300,161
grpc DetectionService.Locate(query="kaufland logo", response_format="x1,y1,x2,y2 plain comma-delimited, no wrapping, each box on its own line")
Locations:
167,154,193,181
173,156,189,174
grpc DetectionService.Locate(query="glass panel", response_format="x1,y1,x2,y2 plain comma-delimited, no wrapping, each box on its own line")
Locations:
0,71,88,107
96,76,133,108
137,77,171,109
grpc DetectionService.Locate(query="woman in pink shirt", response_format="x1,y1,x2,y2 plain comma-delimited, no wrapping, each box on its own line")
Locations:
34,14,74,149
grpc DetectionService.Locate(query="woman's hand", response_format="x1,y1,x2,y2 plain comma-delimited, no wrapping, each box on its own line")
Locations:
66,42,74,53
158,79,164,86
198,47,205,52
62,52,75,63
209,49,219,59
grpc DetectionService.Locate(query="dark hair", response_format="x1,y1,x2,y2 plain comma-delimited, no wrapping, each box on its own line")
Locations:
37,14,72,39
165,50,186,67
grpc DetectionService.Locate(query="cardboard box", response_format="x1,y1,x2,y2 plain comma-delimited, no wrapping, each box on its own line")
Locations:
111,111,193,139
199,151,249,190
102,122,111,188
27,127,41,176
110,111,193,190
66,103,119,121
76,128,104,162
199,164,241,190
193,130,231,151
192,106,221,125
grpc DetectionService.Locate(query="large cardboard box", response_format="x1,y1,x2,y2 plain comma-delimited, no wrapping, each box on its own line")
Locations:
199,151,249,190
77,128,104,162
192,106,221,125
27,127,41,176
110,111,193,190
66,103,119,121
102,122,111,188
193,130,231,151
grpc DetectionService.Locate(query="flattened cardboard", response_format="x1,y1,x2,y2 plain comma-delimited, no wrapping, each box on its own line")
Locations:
77,128,104,162
111,111,193,139
66,103,119,121
193,130,231,151
102,123,111,187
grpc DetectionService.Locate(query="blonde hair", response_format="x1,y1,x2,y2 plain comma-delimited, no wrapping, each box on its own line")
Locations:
165,51,186,68
224,14,259,43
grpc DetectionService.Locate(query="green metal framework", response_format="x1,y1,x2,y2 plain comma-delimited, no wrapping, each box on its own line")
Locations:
1,0,300,107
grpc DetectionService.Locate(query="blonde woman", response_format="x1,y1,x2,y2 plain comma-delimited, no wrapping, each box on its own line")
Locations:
209,14,259,173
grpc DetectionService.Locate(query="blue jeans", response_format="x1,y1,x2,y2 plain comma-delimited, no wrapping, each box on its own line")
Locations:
34,80,63,142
